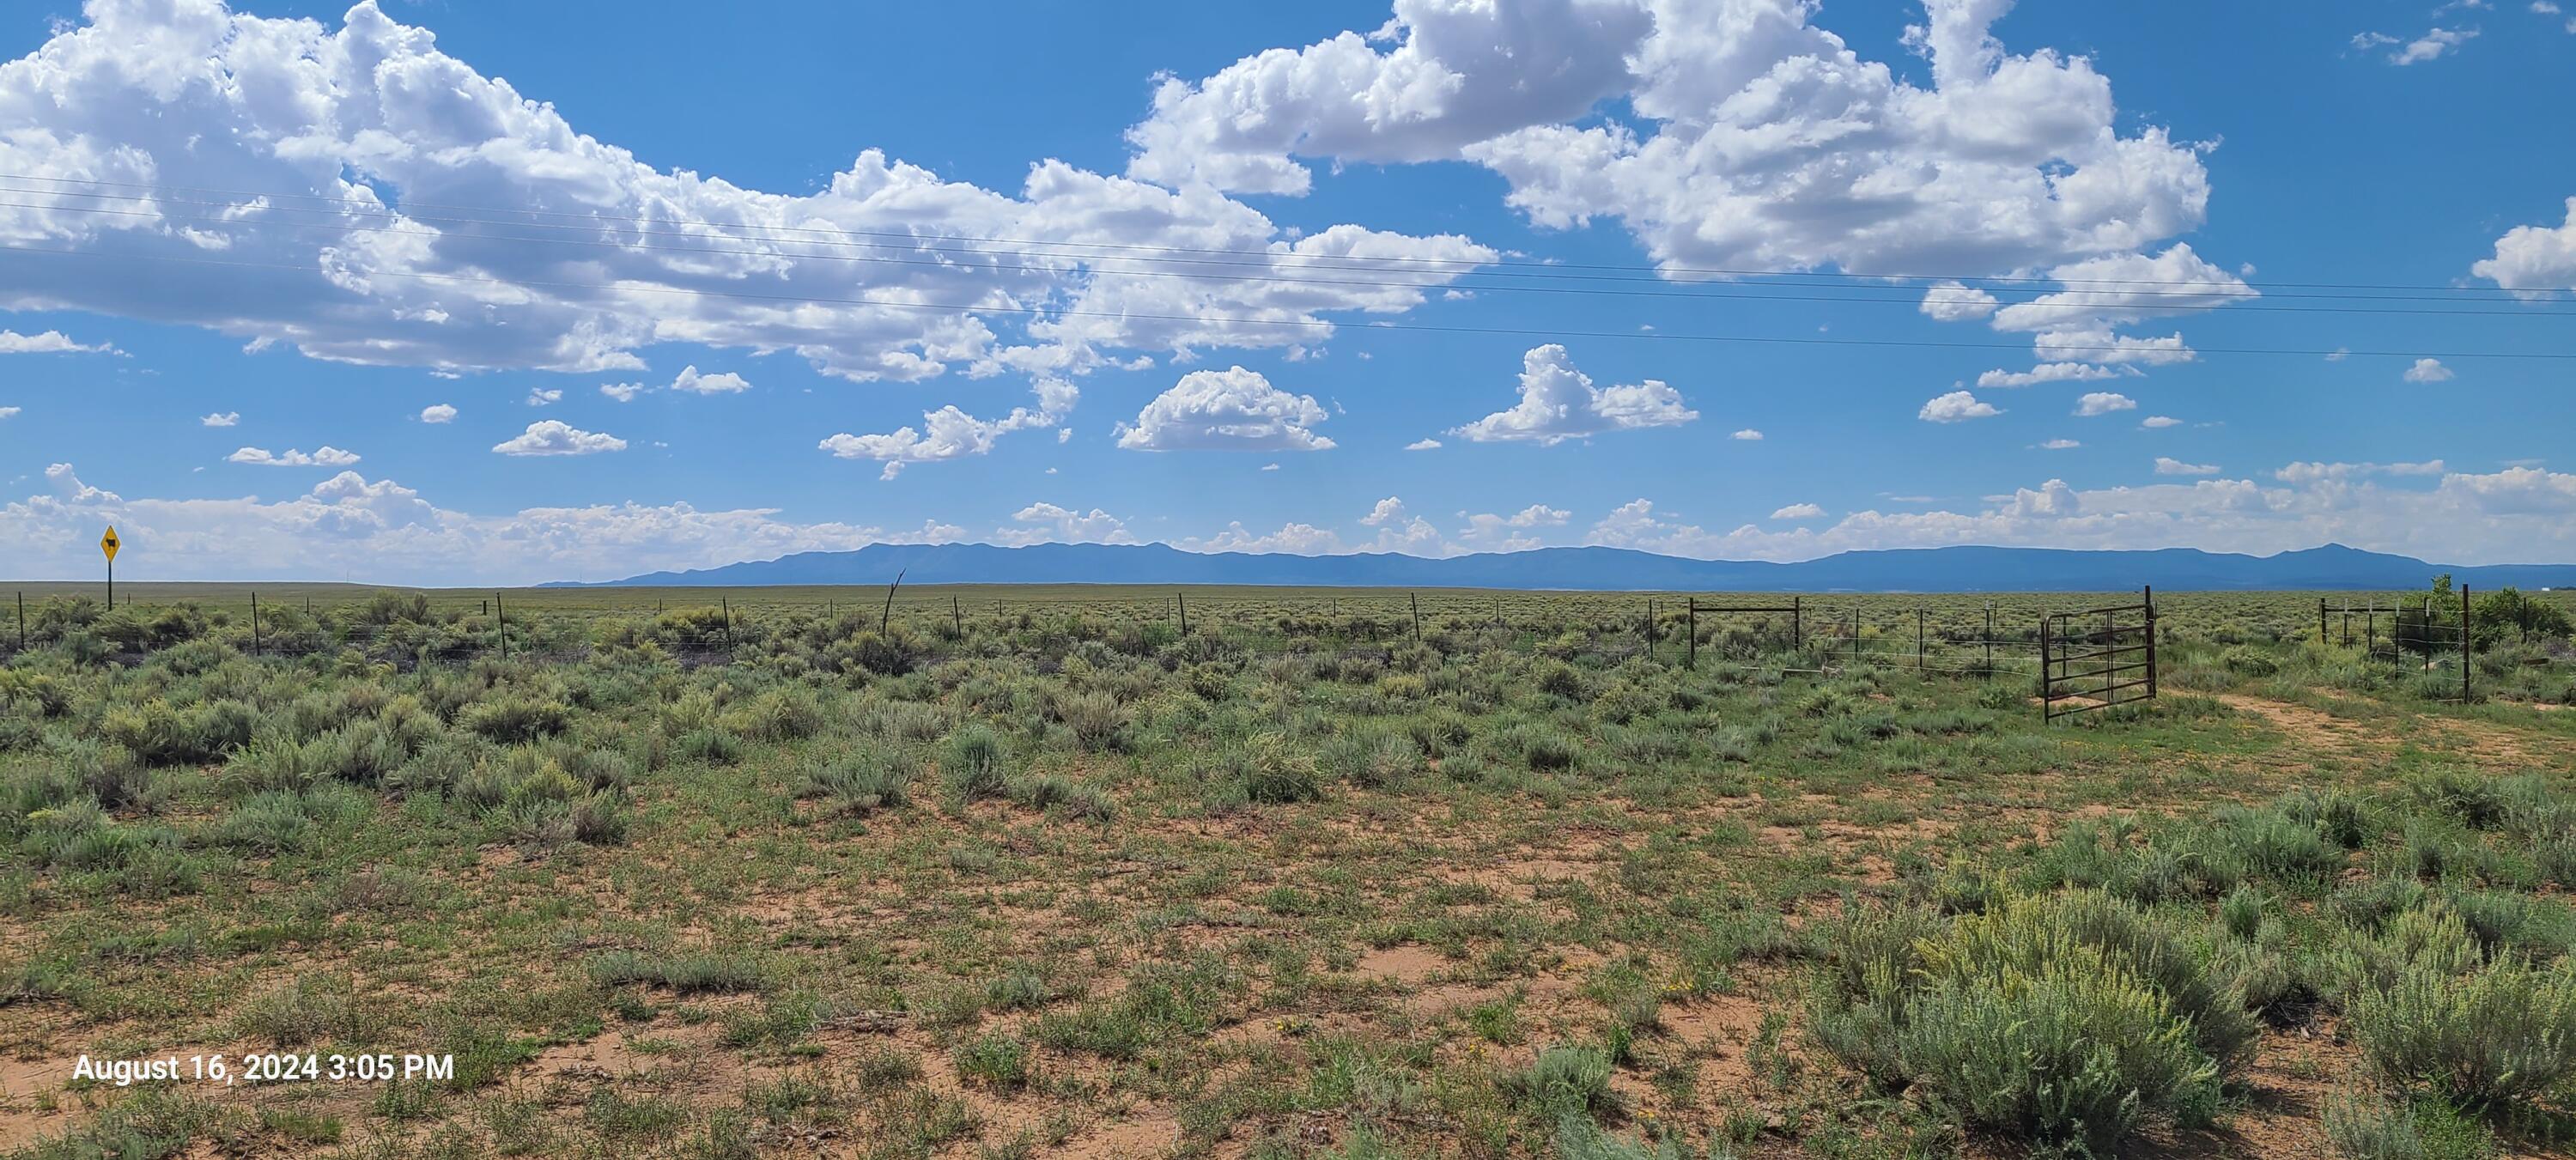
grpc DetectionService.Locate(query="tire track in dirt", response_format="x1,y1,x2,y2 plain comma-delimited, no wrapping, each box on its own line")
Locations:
2216,691,2572,770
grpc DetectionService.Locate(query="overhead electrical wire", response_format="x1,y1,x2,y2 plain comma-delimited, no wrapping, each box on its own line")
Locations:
6,240,2572,362
3,171,2569,299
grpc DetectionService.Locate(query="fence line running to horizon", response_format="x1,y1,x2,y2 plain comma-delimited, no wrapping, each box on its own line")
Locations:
4,586,2549,695
0,584,2168,681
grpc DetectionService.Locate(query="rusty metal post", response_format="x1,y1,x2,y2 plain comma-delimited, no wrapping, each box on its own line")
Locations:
2462,584,2472,701
2143,585,2158,699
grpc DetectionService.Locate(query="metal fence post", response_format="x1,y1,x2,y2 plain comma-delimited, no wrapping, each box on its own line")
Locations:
2319,598,2327,644
1984,603,1995,677
1686,601,1698,669
2143,585,2158,699
1791,595,1801,654
2040,614,2053,719
1916,608,1925,670
2461,584,2472,701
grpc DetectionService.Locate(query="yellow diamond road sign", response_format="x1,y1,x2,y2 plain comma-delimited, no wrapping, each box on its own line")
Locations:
100,525,119,562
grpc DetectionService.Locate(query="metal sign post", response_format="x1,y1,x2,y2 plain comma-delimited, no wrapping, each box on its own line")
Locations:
99,526,120,606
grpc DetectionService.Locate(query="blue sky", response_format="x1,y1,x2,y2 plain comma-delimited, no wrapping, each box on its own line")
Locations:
1,0,2573,583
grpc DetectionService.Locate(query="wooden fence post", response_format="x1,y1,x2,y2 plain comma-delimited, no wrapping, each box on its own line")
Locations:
721,596,731,648
495,592,507,659
953,595,963,635
1686,601,1698,669
251,592,261,656
1410,592,1422,643
1916,608,1925,670
1791,595,1802,654
1177,592,1188,635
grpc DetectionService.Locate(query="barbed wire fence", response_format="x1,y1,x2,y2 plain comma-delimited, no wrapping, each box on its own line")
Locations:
9,586,2549,707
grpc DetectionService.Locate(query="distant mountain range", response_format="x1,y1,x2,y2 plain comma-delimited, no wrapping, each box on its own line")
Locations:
552,542,2576,592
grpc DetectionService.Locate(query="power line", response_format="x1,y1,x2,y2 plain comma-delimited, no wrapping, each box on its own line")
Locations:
5,171,2569,298
4,195,2573,320
5,240,2571,361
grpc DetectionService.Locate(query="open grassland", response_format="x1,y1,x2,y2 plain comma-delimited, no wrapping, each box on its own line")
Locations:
1,588,2574,1158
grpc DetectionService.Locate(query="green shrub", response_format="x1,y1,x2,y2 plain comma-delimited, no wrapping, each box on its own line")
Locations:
1510,1044,1613,1122
1238,732,1321,804
1048,689,1130,751
2347,955,2576,1107
2323,1090,2496,1160
1320,729,1425,788
459,695,571,744
100,699,256,766
587,950,766,994
1010,774,1113,820
940,724,1009,801
2324,902,2482,997
671,726,743,765
68,742,156,811
2221,646,2280,677
1812,890,2245,1151
797,752,914,815
204,792,315,854
499,790,629,853
951,1031,1030,1090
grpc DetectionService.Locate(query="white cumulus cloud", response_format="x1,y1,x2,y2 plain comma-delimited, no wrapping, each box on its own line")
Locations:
199,412,240,428
0,330,116,355
228,446,361,467
994,501,1134,545
820,379,1076,479
0,1,1493,384
420,404,458,424
2403,357,2454,383
1132,0,2217,288
1919,390,2002,423
2474,197,2576,295
2075,392,2137,416
493,420,627,457
1115,367,1335,452
1449,343,1694,445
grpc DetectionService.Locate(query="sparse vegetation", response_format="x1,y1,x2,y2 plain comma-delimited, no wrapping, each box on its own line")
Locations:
1,583,2573,1157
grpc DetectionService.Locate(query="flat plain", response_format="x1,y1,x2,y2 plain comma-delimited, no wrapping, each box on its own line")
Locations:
1,585,2573,1159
